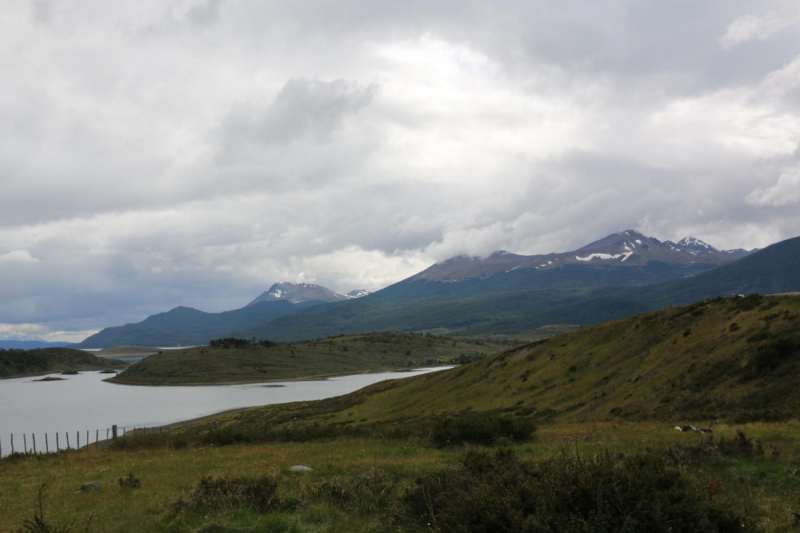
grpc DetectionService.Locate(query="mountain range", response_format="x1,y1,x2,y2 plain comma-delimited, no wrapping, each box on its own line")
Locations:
72,230,798,348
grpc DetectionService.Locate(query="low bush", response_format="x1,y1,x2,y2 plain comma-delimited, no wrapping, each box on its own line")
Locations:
170,475,280,515
118,473,141,489
15,484,91,533
430,414,536,447
314,468,398,516
404,448,753,532
746,336,799,374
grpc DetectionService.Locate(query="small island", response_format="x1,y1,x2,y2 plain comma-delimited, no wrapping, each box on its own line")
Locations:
0,348,127,379
109,332,505,385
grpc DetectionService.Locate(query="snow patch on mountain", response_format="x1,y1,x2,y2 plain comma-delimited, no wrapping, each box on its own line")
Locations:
576,252,633,262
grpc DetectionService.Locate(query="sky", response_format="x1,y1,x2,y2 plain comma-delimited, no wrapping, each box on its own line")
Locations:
1,1,800,342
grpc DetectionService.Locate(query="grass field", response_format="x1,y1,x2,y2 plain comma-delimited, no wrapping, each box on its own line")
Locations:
2,421,800,531
110,332,506,385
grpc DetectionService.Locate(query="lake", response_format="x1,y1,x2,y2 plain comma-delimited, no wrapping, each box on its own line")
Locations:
0,366,453,456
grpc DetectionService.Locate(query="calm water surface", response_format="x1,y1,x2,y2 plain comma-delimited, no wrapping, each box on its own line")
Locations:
0,366,453,455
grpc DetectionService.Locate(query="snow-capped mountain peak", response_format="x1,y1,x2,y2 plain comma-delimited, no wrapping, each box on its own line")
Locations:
676,237,718,252
246,282,349,306
346,289,371,299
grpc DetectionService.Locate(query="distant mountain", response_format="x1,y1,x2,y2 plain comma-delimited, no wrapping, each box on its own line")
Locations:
74,230,780,346
410,230,749,282
467,235,800,333
246,282,349,306
73,300,322,348
346,289,371,299
230,231,776,342
0,340,70,350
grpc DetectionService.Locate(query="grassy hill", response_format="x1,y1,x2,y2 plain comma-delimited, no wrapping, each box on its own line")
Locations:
110,332,507,385
0,348,126,379
221,294,800,429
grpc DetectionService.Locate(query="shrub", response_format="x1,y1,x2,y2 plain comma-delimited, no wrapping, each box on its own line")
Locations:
746,336,799,374
430,414,536,447
403,448,753,532
314,468,398,515
15,484,90,533
171,475,280,515
118,473,141,489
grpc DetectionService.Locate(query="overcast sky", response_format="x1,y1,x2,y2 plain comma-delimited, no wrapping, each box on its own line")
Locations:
1,1,799,341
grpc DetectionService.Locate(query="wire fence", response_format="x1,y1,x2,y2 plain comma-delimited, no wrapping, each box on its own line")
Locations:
0,425,175,457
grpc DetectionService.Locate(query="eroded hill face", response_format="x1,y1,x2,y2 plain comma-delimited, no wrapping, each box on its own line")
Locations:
241,295,800,427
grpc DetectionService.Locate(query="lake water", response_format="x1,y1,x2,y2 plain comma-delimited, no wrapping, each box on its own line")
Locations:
0,366,453,456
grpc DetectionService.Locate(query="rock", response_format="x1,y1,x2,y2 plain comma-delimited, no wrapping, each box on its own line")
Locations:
289,465,313,472
79,481,100,492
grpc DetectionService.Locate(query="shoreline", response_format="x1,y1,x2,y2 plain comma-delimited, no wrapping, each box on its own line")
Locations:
104,364,449,387
0,367,125,381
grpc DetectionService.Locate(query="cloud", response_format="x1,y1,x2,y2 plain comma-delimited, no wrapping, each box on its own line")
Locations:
719,11,797,50
0,250,39,265
747,166,800,207
2,1,800,341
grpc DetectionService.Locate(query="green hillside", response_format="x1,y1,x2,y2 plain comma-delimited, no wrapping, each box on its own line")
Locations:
224,294,800,429
0,348,126,379
110,332,507,385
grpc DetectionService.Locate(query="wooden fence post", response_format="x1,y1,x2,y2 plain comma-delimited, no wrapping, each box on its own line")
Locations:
32,434,36,454
45,434,49,454
24,434,27,453
66,432,70,450
10,434,14,454
112,425,117,440
76,431,79,450
96,430,98,445
56,433,59,451
86,430,89,448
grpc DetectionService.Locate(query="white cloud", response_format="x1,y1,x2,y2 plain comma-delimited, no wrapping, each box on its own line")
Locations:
747,166,800,207
0,250,39,265
719,11,797,50
1,1,800,340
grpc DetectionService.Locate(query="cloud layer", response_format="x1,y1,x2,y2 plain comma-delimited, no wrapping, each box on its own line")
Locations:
2,0,800,339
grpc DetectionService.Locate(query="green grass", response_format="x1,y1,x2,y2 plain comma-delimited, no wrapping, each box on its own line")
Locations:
215,295,800,429
110,332,506,385
2,422,800,531
0,348,127,379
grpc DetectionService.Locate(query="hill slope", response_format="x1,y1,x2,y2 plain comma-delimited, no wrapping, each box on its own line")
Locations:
232,295,800,427
74,300,321,348
0,348,126,378
110,332,506,385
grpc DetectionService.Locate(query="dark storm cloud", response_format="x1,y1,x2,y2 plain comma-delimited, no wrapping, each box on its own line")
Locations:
1,0,799,340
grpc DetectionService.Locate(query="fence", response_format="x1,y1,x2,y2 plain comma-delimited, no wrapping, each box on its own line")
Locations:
0,424,179,457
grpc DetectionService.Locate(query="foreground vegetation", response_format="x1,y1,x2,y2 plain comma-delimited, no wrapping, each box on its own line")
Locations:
2,420,799,531
5,295,800,530
110,332,505,385
0,348,126,379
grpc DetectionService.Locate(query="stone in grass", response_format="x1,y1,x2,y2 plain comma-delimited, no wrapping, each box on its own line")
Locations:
78,481,100,492
289,465,313,472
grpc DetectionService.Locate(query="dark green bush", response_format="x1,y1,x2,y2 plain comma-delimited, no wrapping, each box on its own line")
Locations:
404,448,753,532
430,414,536,447
746,336,799,374
118,473,141,489
170,475,280,515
